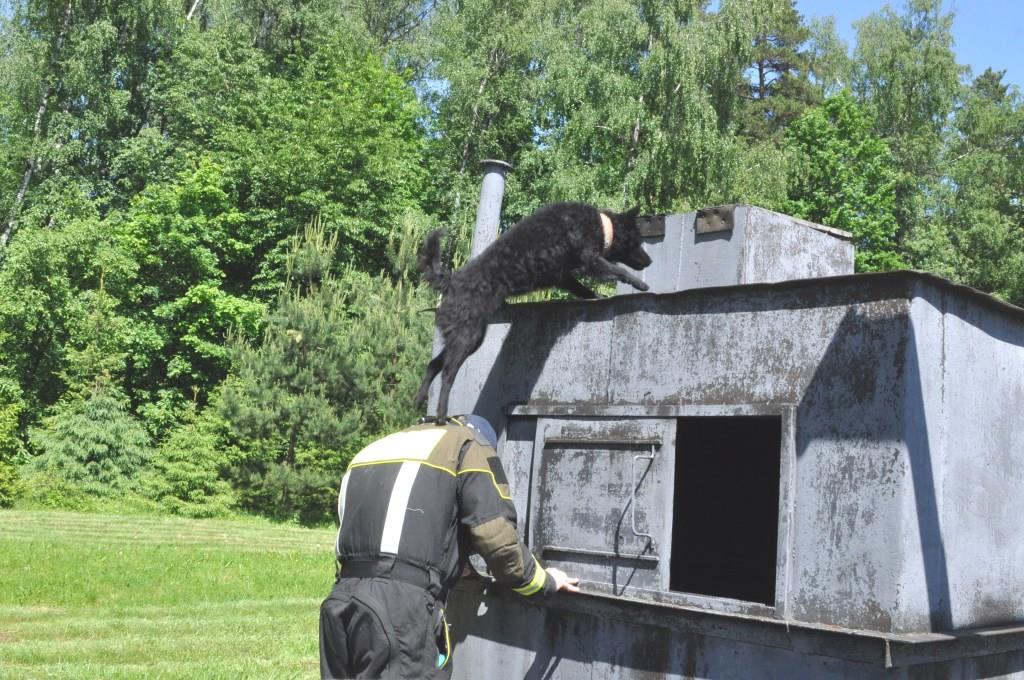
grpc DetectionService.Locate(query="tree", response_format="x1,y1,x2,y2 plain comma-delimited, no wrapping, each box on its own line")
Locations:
907,69,1024,304
113,160,264,414
851,0,963,245
785,91,903,271
150,24,429,282
803,16,852,97
737,0,817,141
0,377,26,506
423,0,794,260
143,403,237,518
21,259,153,499
28,380,152,496
219,220,434,523
0,210,136,419
1,0,181,248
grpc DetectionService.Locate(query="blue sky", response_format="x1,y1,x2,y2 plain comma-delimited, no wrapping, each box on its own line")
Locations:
795,0,1024,89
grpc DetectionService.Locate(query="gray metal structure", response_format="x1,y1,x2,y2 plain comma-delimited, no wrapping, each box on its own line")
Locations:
470,159,514,259
429,204,1024,679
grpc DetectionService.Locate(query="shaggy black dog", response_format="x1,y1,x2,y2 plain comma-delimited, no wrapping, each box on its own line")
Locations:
415,201,653,422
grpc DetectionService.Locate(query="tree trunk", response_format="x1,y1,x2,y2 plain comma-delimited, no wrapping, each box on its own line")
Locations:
1,0,74,251
186,0,201,21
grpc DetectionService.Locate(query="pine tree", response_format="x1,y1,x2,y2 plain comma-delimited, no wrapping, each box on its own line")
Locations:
738,0,818,141
28,379,151,496
144,403,237,518
219,218,433,523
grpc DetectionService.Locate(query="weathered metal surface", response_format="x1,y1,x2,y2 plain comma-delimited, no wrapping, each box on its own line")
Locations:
616,205,855,295
430,217,1024,677
531,418,673,593
447,581,1024,679
902,281,1024,634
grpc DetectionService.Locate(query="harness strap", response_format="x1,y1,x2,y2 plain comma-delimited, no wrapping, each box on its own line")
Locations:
338,556,444,598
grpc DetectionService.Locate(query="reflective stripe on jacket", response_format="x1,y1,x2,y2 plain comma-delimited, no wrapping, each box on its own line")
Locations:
334,421,553,597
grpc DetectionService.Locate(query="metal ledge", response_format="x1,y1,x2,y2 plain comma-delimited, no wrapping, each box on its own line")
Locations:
451,579,1024,669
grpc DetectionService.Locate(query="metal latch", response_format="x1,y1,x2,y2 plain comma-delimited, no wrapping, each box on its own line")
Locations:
631,444,656,550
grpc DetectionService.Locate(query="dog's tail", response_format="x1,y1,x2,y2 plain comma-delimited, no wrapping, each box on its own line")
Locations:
417,228,451,293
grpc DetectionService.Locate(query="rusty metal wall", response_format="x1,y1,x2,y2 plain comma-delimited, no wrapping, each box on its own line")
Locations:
429,270,1024,678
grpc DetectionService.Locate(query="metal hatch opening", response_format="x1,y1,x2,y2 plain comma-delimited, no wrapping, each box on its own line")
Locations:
670,416,782,606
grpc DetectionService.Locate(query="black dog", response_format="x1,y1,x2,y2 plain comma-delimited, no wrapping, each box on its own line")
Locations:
414,201,653,422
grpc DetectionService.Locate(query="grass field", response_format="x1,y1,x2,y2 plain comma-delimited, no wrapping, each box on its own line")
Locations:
0,510,337,679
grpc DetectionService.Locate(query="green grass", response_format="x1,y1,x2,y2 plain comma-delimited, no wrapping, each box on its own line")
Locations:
0,510,337,679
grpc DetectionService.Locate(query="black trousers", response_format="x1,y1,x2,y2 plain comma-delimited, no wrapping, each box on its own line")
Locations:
319,577,453,680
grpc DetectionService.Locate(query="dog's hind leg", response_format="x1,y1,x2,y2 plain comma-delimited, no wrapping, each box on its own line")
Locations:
434,326,486,424
414,349,446,409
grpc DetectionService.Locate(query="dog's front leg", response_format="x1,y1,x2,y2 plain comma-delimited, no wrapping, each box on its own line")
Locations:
559,276,600,299
589,257,650,292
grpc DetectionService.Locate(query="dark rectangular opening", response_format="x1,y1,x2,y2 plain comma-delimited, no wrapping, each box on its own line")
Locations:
670,416,782,605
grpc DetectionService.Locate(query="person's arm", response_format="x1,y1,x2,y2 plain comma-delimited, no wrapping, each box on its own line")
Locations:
457,440,579,595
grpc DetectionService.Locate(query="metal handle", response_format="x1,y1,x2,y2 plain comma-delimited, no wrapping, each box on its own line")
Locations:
631,444,656,547
541,545,659,563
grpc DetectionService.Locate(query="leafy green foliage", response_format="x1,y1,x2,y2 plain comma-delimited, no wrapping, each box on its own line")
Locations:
785,91,904,271
28,383,152,497
851,0,963,243
2,0,1024,524
424,0,795,259
219,221,434,523
143,408,237,518
0,378,25,506
114,159,264,404
151,25,428,281
907,69,1024,303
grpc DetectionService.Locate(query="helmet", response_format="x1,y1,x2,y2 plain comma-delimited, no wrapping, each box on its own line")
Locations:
457,414,498,449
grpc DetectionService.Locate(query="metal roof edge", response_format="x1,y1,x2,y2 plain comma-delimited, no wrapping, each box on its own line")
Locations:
500,270,1024,326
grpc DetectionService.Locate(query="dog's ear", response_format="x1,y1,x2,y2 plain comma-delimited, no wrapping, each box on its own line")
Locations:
625,205,641,220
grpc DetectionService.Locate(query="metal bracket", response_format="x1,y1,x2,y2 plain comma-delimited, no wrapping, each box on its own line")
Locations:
637,215,666,238
695,204,737,234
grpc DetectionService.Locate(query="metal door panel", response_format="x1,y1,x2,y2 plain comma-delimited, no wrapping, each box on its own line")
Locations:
529,417,676,595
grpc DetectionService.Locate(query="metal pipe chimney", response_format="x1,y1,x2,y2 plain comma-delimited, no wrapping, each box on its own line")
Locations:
470,159,513,259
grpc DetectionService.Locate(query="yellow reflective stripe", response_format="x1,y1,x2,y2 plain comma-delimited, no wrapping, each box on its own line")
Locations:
457,468,511,500
347,461,512,500
349,459,455,476
512,557,547,596
350,429,447,465
438,609,452,670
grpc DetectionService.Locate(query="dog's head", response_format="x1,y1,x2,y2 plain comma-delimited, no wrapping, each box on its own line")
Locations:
607,206,653,271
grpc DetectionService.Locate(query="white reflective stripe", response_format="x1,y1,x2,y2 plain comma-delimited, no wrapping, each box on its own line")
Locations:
350,429,447,465
380,461,421,554
334,470,351,558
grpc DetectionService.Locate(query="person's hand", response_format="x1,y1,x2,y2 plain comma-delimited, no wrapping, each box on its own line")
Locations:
546,567,580,593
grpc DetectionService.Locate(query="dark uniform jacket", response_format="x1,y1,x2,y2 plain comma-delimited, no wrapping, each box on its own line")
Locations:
334,420,554,598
